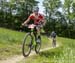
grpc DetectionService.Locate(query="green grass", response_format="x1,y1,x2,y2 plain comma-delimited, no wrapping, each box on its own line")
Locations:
0,27,50,60
0,28,25,60
1,27,75,63
18,37,75,63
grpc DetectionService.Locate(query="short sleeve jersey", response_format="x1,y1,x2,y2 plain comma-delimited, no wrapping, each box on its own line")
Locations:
28,13,44,25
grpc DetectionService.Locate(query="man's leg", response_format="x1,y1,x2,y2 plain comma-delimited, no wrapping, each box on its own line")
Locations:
37,27,41,36
36,27,41,43
33,27,37,41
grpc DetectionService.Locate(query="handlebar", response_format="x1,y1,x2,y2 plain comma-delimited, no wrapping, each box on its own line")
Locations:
21,21,44,28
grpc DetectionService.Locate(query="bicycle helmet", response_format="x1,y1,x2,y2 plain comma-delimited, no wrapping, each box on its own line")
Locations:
33,6,39,12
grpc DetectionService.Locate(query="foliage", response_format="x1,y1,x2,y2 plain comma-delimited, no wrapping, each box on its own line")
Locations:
43,0,75,38
0,0,38,30
0,0,75,38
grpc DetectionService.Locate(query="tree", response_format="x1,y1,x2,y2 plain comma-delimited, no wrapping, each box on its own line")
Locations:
43,0,62,33
0,0,39,30
63,0,75,38
43,0,75,38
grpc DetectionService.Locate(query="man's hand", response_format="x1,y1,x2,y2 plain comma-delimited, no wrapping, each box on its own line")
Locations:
20,23,24,28
22,23,28,27
22,23,25,26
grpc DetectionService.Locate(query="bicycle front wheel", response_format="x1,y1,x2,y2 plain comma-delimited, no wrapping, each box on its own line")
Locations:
22,33,33,57
52,38,56,47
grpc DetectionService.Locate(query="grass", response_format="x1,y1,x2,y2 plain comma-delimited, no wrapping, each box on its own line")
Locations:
18,37,75,63
1,27,75,63
0,28,25,60
0,27,50,60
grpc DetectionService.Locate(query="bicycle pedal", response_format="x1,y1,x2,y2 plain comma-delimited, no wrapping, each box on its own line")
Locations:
31,45,34,49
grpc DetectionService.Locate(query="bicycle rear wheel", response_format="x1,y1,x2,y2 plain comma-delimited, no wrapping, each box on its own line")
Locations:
22,33,33,57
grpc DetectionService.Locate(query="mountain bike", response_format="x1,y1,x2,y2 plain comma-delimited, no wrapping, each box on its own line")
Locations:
22,24,42,57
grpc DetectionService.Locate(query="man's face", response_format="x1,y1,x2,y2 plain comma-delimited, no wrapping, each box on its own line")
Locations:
34,10,39,15
33,7,39,14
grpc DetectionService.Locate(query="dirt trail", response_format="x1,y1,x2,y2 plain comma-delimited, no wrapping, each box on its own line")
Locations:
0,45,59,63
0,37,59,63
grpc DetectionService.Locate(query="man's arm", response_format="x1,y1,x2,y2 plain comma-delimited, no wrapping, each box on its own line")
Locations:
42,16,46,26
22,17,30,26
43,19,46,26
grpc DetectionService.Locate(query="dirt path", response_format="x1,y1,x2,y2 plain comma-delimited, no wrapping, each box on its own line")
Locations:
0,44,59,63
0,45,59,63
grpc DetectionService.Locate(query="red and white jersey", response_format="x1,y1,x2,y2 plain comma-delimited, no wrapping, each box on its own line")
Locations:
28,13,44,25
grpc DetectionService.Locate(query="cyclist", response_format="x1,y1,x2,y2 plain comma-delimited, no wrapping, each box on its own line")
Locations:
22,6,46,43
